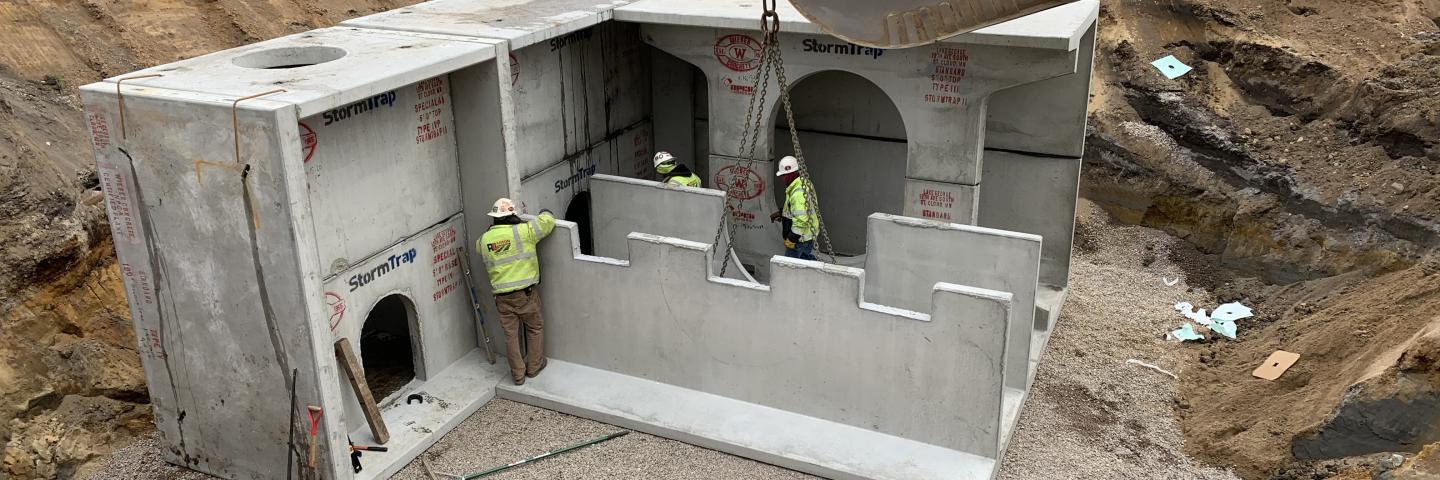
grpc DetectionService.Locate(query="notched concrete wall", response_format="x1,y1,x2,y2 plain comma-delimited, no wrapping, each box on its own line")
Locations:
535,220,1017,458
589,174,755,280
863,213,1041,390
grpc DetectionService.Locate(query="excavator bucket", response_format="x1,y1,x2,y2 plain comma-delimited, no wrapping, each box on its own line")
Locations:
788,0,1080,49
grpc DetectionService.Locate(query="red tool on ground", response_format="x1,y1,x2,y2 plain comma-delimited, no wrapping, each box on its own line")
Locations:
307,406,323,468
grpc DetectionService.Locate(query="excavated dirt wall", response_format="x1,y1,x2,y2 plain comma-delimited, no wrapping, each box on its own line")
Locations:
1084,0,1440,477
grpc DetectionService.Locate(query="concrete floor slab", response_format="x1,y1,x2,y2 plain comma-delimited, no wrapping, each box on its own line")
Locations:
614,0,1098,51
498,360,999,480
350,349,509,480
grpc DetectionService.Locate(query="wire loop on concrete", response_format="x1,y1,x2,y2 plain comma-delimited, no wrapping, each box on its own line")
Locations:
115,74,163,140
230,89,287,165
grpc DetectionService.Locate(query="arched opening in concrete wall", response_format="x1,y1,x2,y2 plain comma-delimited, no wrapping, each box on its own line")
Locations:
774,71,907,256
360,294,421,401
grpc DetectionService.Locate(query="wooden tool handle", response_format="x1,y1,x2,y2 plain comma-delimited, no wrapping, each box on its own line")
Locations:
309,441,318,468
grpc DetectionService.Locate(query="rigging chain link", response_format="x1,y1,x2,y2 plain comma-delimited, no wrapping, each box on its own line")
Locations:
711,1,837,276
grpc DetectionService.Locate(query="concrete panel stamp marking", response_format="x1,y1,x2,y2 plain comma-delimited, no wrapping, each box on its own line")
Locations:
348,248,418,292
325,291,346,332
715,34,762,72
801,38,885,59
299,122,317,163
414,77,449,144
918,188,956,221
548,28,594,51
431,227,461,303
631,127,652,177
925,47,969,105
555,163,598,193
87,111,110,150
120,263,155,306
323,90,397,126
722,75,756,95
715,164,764,200
142,327,166,360
97,163,137,243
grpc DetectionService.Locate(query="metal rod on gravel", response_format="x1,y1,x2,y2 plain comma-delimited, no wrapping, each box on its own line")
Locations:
441,431,630,479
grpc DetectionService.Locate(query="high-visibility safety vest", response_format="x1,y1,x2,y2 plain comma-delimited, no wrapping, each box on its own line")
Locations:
478,213,557,294
665,173,702,188
783,178,818,242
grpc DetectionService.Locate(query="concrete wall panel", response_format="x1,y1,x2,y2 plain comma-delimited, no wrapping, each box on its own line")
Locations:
79,86,349,479
323,216,476,434
511,23,651,180
986,25,1096,158
863,213,1041,390
589,174,753,280
535,223,1014,458
978,151,1082,288
517,121,653,215
302,75,460,277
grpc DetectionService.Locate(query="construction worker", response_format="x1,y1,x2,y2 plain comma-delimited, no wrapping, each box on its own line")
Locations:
478,198,556,385
769,156,819,260
654,151,702,188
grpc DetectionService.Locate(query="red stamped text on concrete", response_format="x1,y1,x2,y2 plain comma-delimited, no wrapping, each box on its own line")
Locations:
87,111,111,150
715,34,762,72
714,164,764,200
414,77,450,144
925,47,969,106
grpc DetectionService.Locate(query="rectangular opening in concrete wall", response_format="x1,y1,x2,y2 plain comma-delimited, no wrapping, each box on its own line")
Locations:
359,294,423,401
773,70,907,258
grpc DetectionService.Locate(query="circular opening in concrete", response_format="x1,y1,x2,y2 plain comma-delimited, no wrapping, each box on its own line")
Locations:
232,46,346,69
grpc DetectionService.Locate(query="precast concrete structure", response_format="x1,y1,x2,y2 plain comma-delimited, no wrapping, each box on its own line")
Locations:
81,1,1097,479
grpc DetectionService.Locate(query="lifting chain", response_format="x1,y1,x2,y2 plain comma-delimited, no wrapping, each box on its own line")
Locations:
711,0,836,276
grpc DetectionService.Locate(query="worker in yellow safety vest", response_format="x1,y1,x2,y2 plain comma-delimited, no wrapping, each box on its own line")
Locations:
654,151,702,188
769,156,819,260
478,198,556,385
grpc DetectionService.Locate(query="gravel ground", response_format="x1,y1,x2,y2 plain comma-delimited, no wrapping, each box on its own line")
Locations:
996,200,1239,480
392,399,815,480
89,199,1232,480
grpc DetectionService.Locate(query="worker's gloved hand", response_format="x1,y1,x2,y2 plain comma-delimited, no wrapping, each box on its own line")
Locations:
769,211,782,223
784,239,797,249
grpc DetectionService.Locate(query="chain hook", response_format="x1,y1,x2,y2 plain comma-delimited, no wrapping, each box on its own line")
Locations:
759,0,780,35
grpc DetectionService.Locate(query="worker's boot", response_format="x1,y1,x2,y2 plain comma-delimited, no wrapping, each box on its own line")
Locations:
526,358,547,378
513,376,525,386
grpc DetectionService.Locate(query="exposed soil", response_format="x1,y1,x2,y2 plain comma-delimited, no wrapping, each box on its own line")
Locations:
1085,0,1440,477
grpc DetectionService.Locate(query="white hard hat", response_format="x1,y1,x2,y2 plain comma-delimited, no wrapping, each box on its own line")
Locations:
487,198,518,218
775,156,800,177
653,151,676,168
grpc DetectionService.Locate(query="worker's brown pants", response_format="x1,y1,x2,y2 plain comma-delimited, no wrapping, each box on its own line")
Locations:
495,288,545,381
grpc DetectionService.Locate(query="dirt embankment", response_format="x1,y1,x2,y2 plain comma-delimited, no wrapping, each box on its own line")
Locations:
1084,0,1440,477
0,1,419,477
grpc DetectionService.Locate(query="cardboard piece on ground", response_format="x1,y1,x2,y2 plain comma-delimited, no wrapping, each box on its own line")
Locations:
1252,350,1301,380
335,338,390,443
